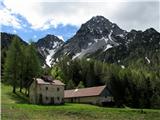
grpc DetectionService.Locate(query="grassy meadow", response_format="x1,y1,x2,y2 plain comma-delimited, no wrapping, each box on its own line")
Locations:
1,83,160,120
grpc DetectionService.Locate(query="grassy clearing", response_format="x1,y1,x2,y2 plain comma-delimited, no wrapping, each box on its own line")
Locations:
1,83,160,120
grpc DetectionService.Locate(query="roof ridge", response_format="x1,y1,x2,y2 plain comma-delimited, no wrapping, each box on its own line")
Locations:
36,78,65,85
66,85,106,91
64,85,106,98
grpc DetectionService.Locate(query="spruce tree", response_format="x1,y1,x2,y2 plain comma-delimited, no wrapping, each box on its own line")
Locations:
4,37,23,93
23,43,41,94
19,44,27,92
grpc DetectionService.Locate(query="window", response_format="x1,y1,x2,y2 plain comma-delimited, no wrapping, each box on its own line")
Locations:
57,87,59,91
51,97,54,104
57,97,60,101
46,87,48,90
46,97,48,100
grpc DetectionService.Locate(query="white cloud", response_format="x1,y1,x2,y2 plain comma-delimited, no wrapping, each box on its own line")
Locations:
57,35,64,41
0,8,22,29
2,0,121,30
2,0,160,31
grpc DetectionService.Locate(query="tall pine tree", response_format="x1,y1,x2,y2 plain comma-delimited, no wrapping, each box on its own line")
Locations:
4,37,23,93
23,43,41,95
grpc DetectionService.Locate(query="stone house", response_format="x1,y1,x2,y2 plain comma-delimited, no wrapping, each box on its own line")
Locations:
29,76,65,104
64,85,114,106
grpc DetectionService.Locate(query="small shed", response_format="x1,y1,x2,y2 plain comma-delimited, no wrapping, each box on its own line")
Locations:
29,76,65,105
64,85,114,105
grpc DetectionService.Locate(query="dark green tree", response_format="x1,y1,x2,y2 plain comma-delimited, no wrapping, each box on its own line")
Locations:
66,79,75,89
23,43,41,95
4,37,23,93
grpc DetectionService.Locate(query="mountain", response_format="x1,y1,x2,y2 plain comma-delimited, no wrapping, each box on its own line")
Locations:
52,16,127,62
1,32,27,49
1,32,64,68
88,28,160,66
35,34,64,67
1,16,160,68
51,16,160,67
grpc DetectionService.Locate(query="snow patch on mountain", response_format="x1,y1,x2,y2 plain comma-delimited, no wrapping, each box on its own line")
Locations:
108,30,113,41
117,34,124,38
94,39,98,42
88,42,92,46
71,33,118,60
46,49,56,67
108,30,119,46
57,35,64,41
104,37,109,44
72,38,109,59
94,37,109,44
72,52,82,60
104,44,113,51
52,41,59,48
35,35,64,67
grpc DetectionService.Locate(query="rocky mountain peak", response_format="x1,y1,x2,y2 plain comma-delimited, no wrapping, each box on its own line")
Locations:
52,16,127,61
35,34,64,67
81,15,127,36
87,15,110,25
37,34,63,43
144,28,158,35
36,34,64,50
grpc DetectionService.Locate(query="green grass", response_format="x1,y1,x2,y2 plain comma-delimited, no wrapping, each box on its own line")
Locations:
1,83,160,120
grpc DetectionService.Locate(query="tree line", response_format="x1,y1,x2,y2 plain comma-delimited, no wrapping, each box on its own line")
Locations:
50,56,160,108
3,37,160,108
3,37,41,94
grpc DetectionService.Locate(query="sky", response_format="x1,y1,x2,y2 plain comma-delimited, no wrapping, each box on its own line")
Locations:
0,0,159,42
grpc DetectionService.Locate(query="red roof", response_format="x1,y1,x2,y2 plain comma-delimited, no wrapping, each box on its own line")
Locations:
36,78,65,86
64,85,106,98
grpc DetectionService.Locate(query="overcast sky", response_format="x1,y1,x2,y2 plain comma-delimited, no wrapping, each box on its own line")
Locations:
0,0,159,42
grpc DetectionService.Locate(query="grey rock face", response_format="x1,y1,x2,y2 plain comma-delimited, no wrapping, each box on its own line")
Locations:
53,16,127,62
35,34,64,66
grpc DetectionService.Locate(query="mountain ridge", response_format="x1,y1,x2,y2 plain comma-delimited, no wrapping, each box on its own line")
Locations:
52,15,128,64
1,16,160,68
